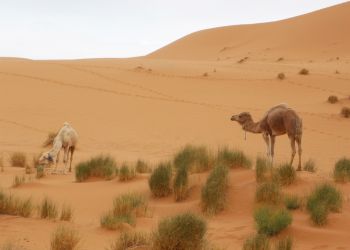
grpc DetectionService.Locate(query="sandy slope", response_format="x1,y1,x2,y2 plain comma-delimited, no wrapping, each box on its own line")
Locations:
1,3,350,250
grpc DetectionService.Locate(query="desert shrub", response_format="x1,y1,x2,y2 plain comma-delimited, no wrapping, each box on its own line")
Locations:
119,164,136,181
36,165,45,179
149,162,172,197
135,159,151,173
152,212,207,250
0,241,24,250
256,182,281,205
75,155,116,182
10,152,26,168
109,231,150,250
273,163,296,185
327,95,338,104
12,175,26,188
201,165,228,214
173,145,211,173
254,206,292,236
256,157,271,183
284,194,301,210
333,158,350,182
39,197,58,219
277,73,285,80
341,107,350,118
203,72,208,77
100,212,135,230
50,225,80,250
274,236,293,250
0,191,33,217
299,68,309,75
60,204,73,221
173,165,189,201
242,234,270,250
276,57,284,62
215,147,251,169
306,183,342,225
42,131,57,147
303,159,316,173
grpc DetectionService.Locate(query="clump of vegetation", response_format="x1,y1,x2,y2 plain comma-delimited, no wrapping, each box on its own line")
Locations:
255,157,271,183
36,165,45,179
254,206,292,236
0,191,33,217
327,95,338,104
39,197,58,219
12,175,26,188
303,159,316,173
0,241,23,250
276,57,284,62
203,72,209,77
60,204,73,221
238,57,249,64
299,68,309,75
43,131,56,147
75,155,116,182
109,231,150,250
100,193,147,230
119,163,136,181
10,152,27,168
135,159,151,173
149,162,172,197
173,165,189,202
173,145,211,173
274,236,293,250
201,165,229,214
215,147,251,169
256,182,281,205
341,107,350,118
152,212,207,250
273,163,296,186
284,194,301,210
242,234,270,250
306,183,342,225
50,225,80,250
277,73,285,80
333,158,350,182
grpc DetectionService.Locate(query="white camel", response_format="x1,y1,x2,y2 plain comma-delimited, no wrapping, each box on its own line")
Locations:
39,122,78,174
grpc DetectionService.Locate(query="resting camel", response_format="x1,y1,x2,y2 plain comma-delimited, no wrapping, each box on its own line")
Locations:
39,122,78,174
230,104,303,170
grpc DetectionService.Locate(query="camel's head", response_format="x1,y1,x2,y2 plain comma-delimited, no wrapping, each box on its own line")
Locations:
230,112,252,125
39,152,54,166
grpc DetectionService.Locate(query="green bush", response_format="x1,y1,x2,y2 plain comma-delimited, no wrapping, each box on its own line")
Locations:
149,162,172,197
152,212,207,250
303,159,316,173
333,158,350,182
174,145,211,173
10,152,27,167
39,197,58,219
119,163,136,181
254,206,292,236
201,165,228,214
306,183,342,225
135,160,151,173
242,234,270,250
0,191,33,217
50,225,80,250
174,165,189,201
109,231,150,250
75,155,116,182
273,163,296,185
256,182,281,205
215,147,251,169
284,194,301,210
256,157,271,183
274,236,293,250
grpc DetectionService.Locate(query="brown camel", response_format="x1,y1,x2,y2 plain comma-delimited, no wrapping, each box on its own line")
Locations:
230,104,303,170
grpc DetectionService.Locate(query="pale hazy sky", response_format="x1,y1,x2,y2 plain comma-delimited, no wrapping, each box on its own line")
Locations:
0,0,348,59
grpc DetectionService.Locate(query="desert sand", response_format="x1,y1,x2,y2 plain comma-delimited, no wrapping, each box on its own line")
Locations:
1,2,350,249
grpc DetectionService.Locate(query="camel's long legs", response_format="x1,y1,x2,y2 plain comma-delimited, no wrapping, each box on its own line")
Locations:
69,146,75,172
53,150,60,174
270,135,276,166
296,137,302,171
289,137,296,167
262,133,270,157
63,146,69,174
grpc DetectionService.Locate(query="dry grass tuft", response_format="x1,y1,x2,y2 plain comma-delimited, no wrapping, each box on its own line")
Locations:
60,204,73,221
50,225,80,250
299,68,309,75
277,73,285,80
327,95,338,104
109,231,150,250
340,107,350,118
12,175,26,188
39,197,58,219
10,152,26,168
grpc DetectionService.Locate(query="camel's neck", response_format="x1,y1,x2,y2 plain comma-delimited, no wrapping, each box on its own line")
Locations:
49,140,62,157
242,120,262,134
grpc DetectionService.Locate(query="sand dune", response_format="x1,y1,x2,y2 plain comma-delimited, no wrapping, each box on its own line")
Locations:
1,2,350,250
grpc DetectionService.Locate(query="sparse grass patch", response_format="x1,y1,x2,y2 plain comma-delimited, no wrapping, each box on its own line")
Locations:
299,68,309,75
327,95,338,104
174,145,211,173
256,182,281,205
50,225,80,250
341,107,350,118
149,162,172,197
284,194,301,210
0,241,23,250
109,231,150,250
256,157,271,183
333,158,350,182
303,159,316,173
42,131,56,147
273,163,296,186
203,72,208,77
174,165,189,201
39,197,58,219
0,191,33,217
274,236,293,250
60,204,73,221
152,212,207,250
242,234,270,250
201,165,228,214
277,73,285,80
135,159,151,173
36,165,45,179
119,163,136,181
277,57,284,62
306,183,342,226
215,147,251,169
75,155,116,182
12,175,26,188
10,152,26,168
254,206,292,236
